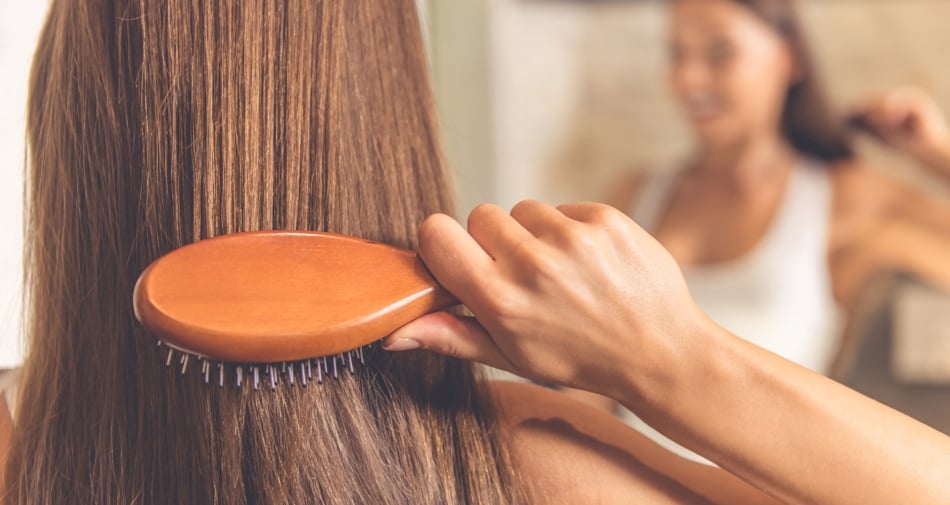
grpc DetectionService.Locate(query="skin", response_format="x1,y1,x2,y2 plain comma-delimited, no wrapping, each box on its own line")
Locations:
851,86,950,178
6,3,945,501
383,199,950,505
491,381,781,504
668,0,797,161
605,0,950,379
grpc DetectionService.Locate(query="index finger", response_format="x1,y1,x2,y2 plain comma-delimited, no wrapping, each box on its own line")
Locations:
417,213,497,308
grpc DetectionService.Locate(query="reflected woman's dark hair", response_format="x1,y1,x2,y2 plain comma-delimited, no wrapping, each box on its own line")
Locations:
731,0,855,161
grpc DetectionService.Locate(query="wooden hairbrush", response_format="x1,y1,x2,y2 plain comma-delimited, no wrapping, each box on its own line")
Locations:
133,231,458,366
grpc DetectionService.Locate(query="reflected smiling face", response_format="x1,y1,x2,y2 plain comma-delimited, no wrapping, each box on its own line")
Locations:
669,0,798,150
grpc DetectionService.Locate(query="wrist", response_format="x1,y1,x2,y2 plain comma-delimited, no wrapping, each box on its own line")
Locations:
614,308,729,413
612,315,783,469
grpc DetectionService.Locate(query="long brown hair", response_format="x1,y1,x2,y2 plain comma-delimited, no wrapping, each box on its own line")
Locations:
720,0,855,162
6,1,525,503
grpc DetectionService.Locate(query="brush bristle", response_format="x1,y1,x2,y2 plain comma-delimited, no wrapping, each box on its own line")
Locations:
156,340,369,389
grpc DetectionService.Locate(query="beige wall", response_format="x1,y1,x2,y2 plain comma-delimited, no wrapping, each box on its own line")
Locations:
432,0,950,211
0,1,49,367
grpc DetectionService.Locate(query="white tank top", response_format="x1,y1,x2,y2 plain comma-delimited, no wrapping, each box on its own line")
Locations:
619,160,844,465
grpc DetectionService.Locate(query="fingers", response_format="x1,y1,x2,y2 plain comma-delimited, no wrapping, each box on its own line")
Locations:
466,204,535,259
557,202,651,240
874,93,915,132
509,200,575,237
417,213,495,304
854,102,901,136
855,88,935,136
556,202,616,223
383,312,517,372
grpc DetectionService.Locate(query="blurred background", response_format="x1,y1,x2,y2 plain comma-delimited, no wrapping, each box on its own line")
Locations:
0,1,46,369
424,0,950,436
2,0,949,435
426,0,950,213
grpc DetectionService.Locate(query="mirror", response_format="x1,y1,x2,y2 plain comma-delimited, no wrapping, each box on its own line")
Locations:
426,0,950,435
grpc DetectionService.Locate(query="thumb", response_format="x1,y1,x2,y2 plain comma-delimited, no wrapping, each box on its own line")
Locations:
383,312,517,373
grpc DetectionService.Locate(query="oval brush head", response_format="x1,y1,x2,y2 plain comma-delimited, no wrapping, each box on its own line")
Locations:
133,231,458,364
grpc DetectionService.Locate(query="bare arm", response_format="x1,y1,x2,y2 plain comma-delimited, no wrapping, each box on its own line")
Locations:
831,168,950,306
873,214,950,288
491,381,782,505
387,201,950,505
620,317,950,505
851,86,950,180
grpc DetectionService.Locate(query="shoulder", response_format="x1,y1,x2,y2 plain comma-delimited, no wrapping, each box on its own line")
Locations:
487,381,780,505
827,158,947,246
829,159,907,219
827,159,910,250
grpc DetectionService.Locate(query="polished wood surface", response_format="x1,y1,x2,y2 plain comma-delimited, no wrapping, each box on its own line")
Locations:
133,232,458,363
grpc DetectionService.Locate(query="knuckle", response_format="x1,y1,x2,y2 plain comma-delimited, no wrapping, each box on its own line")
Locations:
467,203,502,231
569,228,600,254
509,199,540,220
439,339,461,359
510,239,562,284
417,214,443,248
553,222,588,248
588,204,625,228
545,213,598,249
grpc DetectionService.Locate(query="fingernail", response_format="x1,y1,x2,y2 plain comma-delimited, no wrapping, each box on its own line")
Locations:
382,338,421,352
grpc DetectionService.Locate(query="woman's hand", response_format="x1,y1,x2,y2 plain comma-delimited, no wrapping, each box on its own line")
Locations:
851,87,950,175
387,200,950,505
384,200,707,399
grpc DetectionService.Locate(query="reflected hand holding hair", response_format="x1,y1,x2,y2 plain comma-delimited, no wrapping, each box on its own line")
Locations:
851,86,950,175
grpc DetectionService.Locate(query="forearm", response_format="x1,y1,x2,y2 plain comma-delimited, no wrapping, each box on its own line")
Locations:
874,217,950,291
619,320,950,505
396,201,950,504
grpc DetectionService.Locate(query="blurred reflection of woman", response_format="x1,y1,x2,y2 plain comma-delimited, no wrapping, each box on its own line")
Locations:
588,0,950,464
